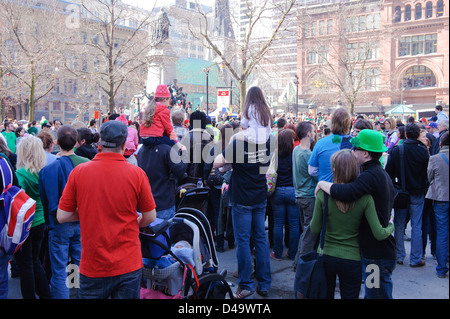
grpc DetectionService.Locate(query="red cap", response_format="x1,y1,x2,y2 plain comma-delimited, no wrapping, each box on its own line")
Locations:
154,84,172,98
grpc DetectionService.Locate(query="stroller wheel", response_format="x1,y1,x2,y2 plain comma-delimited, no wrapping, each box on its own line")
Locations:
191,273,234,299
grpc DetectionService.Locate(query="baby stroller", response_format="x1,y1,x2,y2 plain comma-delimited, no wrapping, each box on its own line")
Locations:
175,182,210,216
139,207,234,299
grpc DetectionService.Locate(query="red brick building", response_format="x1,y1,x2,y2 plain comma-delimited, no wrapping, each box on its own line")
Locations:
297,0,448,114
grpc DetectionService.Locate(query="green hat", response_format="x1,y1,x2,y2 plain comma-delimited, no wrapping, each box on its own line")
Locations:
350,129,387,153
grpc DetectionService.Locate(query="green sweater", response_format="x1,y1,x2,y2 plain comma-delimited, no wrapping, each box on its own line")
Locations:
16,168,45,228
310,190,394,261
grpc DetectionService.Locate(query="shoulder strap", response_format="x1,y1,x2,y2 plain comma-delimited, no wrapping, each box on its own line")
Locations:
440,153,449,166
0,157,13,191
399,145,407,192
318,192,328,255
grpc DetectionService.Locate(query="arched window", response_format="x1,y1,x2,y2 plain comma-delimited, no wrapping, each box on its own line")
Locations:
403,65,437,89
437,0,444,17
394,6,401,22
415,3,422,19
426,1,433,18
405,5,412,21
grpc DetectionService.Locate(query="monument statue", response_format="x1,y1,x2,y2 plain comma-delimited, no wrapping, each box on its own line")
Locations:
150,8,171,46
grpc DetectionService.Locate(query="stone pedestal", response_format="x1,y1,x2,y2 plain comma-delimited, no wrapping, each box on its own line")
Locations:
146,42,178,95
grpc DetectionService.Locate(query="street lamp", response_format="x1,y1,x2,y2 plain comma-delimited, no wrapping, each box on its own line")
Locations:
202,68,209,115
294,75,299,117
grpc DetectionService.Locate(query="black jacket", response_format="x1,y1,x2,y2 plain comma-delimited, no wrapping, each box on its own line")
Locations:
385,139,430,196
75,144,98,160
330,160,396,260
137,143,187,212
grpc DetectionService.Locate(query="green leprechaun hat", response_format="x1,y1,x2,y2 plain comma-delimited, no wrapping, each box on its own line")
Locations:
350,129,388,153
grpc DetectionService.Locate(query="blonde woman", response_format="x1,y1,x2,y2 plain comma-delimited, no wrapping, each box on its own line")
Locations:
14,136,50,299
310,149,394,299
384,117,399,152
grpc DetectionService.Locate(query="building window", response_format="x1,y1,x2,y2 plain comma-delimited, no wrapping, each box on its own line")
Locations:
319,20,325,35
412,35,424,55
399,37,411,56
307,51,317,64
415,3,422,20
53,102,60,111
399,34,437,56
437,0,444,17
403,65,437,89
394,6,401,22
348,13,380,31
304,23,309,37
359,15,366,31
426,2,433,18
327,19,333,34
311,21,317,37
307,46,328,64
405,5,411,21
425,34,438,54
365,68,380,91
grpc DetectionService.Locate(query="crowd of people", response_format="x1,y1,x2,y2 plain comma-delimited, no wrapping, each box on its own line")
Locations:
0,85,448,300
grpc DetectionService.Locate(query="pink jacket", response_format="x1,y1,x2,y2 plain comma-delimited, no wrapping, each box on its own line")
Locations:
126,126,138,151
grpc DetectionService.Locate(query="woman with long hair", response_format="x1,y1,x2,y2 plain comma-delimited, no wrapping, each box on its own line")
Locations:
310,149,394,299
384,117,399,152
14,135,50,299
240,86,273,144
270,128,300,261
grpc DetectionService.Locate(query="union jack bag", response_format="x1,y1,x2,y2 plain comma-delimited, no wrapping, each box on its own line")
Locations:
0,157,36,255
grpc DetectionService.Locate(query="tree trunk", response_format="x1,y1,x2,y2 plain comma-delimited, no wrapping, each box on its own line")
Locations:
28,73,35,122
238,79,246,113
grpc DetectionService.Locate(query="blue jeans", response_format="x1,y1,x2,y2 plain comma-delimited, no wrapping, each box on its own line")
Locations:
362,257,396,299
0,250,10,299
433,201,449,276
232,201,271,292
157,206,176,220
48,222,81,299
271,186,299,259
323,255,361,299
394,194,424,265
78,268,142,299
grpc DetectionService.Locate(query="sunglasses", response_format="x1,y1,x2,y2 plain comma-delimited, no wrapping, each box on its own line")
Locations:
352,147,364,152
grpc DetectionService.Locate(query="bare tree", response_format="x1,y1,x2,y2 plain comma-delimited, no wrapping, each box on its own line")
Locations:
65,0,155,114
188,0,296,112
299,1,389,115
0,0,64,122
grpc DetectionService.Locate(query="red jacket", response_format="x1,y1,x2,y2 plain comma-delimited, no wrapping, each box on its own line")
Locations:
140,102,178,142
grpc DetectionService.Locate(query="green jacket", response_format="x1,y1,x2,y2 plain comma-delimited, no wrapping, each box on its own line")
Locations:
16,168,45,228
310,190,394,261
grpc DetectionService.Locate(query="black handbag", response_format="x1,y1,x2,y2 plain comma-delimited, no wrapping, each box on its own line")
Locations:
294,193,328,299
393,145,410,210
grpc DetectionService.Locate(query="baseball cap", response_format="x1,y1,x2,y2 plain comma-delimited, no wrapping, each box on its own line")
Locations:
100,120,128,148
426,122,438,129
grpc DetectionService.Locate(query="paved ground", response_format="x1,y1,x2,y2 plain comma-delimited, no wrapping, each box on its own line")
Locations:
217,224,449,299
6,224,448,299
